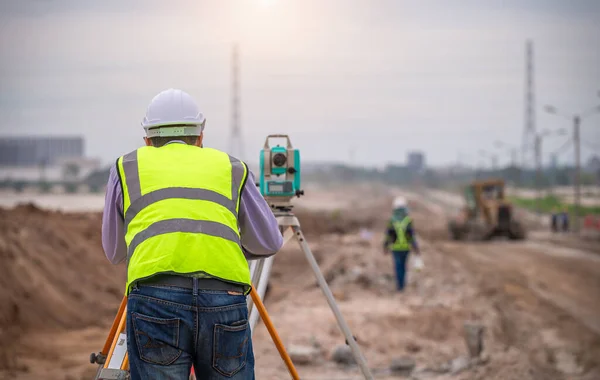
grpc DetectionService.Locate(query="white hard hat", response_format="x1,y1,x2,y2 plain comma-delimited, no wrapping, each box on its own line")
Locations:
393,196,407,208
141,88,206,138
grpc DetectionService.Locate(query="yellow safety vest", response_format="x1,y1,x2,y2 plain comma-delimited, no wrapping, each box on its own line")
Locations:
389,216,411,251
116,143,250,295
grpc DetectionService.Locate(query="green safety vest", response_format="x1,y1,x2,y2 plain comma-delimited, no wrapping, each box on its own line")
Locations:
116,143,250,295
389,216,412,251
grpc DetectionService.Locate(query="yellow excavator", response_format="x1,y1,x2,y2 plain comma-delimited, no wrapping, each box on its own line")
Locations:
448,178,526,241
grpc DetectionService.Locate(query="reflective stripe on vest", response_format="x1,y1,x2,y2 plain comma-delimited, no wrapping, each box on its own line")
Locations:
117,144,250,295
390,216,411,251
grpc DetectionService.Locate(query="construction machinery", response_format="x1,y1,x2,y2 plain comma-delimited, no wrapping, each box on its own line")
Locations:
448,178,526,241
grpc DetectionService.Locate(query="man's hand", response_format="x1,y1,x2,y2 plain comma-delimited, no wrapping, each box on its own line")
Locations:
382,247,390,255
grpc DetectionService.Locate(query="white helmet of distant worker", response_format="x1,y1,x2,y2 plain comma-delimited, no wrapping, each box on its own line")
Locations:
392,196,408,209
141,88,206,138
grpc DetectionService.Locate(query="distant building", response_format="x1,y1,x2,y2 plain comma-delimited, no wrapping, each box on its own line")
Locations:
0,136,100,183
407,152,426,172
0,136,84,167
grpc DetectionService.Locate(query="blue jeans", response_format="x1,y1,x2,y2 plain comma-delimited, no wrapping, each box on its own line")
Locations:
392,250,410,291
126,282,255,380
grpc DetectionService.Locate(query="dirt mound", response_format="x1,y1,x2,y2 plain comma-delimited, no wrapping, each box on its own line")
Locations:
0,205,124,371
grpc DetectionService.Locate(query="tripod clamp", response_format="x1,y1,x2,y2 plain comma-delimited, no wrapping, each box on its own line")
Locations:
90,352,106,365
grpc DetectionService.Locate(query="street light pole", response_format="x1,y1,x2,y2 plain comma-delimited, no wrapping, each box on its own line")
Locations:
534,134,542,215
574,115,581,233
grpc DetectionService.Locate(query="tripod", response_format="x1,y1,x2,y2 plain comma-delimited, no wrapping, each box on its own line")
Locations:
91,285,300,380
247,206,374,380
91,208,373,379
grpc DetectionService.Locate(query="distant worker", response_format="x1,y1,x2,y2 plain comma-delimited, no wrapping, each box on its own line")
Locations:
560,206,570,232
101,88,283,379
551,207,559,233
383,196,422,291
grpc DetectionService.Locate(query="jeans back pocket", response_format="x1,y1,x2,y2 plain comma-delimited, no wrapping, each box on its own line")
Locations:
132,312,182,366
212,320,250,377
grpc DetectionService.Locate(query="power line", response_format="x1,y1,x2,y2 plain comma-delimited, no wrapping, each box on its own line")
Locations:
580,141,600,153
550,138,573,157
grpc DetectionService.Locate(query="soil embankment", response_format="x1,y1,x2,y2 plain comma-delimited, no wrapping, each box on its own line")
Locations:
0,204,125,379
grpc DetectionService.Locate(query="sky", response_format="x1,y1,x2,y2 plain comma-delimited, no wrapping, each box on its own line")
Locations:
0,0,599,169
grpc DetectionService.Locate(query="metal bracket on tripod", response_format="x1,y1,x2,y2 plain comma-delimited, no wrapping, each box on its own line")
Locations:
247,207,375,380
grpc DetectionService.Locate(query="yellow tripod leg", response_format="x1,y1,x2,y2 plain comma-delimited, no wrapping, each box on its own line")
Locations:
250,285,300,380
92,296,129,379
103,297,127,358
104,302,128,370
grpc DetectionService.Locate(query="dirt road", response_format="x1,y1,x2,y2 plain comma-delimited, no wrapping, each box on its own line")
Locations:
252,189,600,379
1,186,599,380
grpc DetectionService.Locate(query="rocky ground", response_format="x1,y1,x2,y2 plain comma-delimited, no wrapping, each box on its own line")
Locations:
0,185,599,380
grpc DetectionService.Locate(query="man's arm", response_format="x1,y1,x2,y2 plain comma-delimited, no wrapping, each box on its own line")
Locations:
238,171,283,260
101,166,127,264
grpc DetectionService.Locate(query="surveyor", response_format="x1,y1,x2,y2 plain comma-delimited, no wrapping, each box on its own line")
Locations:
383,196,421,291
101,88,283,380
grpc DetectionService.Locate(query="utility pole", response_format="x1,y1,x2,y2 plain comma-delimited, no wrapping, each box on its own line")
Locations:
229,43,243,160
516,149,523,188
534,134,542,215
522,40,536,178
549,153,558,196
574,116,581,233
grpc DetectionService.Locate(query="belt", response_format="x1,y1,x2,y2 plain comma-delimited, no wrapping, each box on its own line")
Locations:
137,274,245,293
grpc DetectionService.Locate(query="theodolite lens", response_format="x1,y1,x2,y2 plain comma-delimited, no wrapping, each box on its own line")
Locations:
272,153,287,167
